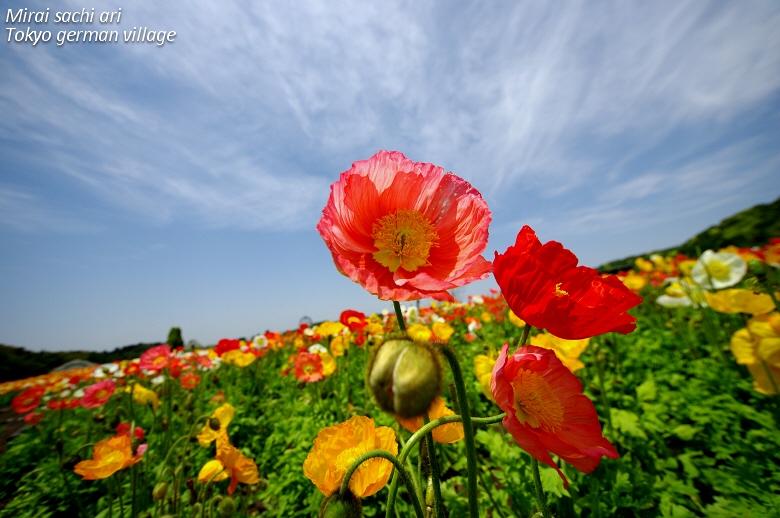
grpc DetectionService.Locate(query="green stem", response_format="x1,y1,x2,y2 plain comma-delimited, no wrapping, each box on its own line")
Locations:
339,449,425,518
520,325,531,347
594,338,614,431
422,414,444,518
438,346,479,518
385,413,506,517
531,459,552,518
393,301,407,332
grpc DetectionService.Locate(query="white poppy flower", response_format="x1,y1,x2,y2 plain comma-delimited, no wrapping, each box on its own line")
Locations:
308,343,327,354
656,294,693,307
691,250,747,289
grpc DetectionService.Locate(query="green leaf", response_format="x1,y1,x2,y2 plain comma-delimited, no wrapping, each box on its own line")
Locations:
636,376,657,402
611,408,648,439
672,425,699,441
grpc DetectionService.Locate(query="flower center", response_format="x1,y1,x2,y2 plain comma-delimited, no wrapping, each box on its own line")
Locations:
555,283,569,297
153,356,166,367
706,260,730,281
511,370,564,432
334,444,370,474
95,389,108,400
372,210,438,273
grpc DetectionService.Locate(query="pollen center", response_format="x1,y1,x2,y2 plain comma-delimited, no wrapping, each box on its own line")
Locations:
706,260,730,281
334,444,370,474
372,209,439,273
511,370,564,432
555,283,569,297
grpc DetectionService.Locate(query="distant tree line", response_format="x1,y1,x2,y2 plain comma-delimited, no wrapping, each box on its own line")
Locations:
0,342,166,384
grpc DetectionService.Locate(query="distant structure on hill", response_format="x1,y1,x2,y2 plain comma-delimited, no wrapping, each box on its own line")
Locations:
185,340,202,350
50,359,97,372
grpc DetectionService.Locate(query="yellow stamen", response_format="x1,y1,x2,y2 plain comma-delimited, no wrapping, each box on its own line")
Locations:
334,445,370,473
706,260,730,281
372,209,439,273
511,370,564,432
555,283,569,297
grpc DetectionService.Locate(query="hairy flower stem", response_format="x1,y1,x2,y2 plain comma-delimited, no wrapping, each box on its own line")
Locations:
531,459,552,518
385,413,506,518
520,325,531,346
393,300,407,332
422,414,444,518
340,449,425,518
439,346,479,518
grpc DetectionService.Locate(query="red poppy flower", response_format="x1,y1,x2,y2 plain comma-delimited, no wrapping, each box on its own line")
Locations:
12,386,45,414
317,150,492,301
294,352,324,383
116,422,145,441
81,380,116,409
196,355,213,369
180,373,201,390
491,344,618,487
168,357,184,379
494,226,642,339
215,339,241,357
340,309,367,331
24,411,44,425
63,398,81,409
123,363,141,377
139,345,172,371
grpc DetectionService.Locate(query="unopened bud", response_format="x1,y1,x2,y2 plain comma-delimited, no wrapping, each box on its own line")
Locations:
94,413,106,423
367,338,441,418
319,491,363,518
61,453,81,470
218,496,236,517
209,417,221,431
153,481,169,501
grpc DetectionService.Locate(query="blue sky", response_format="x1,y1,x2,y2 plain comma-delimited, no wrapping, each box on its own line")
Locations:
2,1,779,352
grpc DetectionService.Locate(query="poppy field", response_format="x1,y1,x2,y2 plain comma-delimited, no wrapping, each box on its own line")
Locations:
1,151,780,518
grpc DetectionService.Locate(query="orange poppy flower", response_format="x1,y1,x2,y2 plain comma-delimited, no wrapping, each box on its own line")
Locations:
303,415,398,497
74,434,143,480
396,397,464,444
494,226,642,339
197,441,259,495
294,352,324,383
180,373,201,390
316,150,492,302
491,344,618,487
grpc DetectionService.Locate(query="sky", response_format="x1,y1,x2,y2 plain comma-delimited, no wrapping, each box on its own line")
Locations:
1,1,779,352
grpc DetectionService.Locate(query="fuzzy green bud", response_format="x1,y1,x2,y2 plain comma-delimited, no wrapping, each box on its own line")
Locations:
319,491,363,518
218,496,236,518
209,417,221,431
367,338,441,418
153,481,169,501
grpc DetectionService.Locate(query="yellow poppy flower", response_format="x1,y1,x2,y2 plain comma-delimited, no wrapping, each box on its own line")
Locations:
395,397,464,444
126,383,161,411
408,323,432,343
635,257,654,272
431,321,454,342
507,310,525,328
198,441,259,495
74,434,142,480
221,350,257,368
330,335,348,358
317,321,346,337
730,313,780,394
705,289,776,315
197,403,235,447
529,332,590,373
303,416,398,498
621,272,647,292
473,353,496,402
319,351,337,377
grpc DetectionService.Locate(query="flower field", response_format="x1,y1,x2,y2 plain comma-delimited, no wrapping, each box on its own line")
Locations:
1,152,779,518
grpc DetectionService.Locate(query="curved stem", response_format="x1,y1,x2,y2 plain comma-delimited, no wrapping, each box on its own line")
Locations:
393,301,407,332
340,449,424,518
422,414,444,518
385,413,506,517
531,459,552,518
439,346,479,518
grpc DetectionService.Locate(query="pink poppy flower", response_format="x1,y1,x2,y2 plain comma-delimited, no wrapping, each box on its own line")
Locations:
316,150,492,301
139,345,172,371
81,380,116,409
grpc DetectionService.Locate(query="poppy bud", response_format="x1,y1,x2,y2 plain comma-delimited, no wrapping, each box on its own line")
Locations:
153,481,169,501
184,393,194,411
161,418,169,431
131,437,142,455
94,413,106,423
191,503,203,517
319,491,363,518
367,338,441,418
747,259,765,276
209,417,221,431
218,496,236,517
